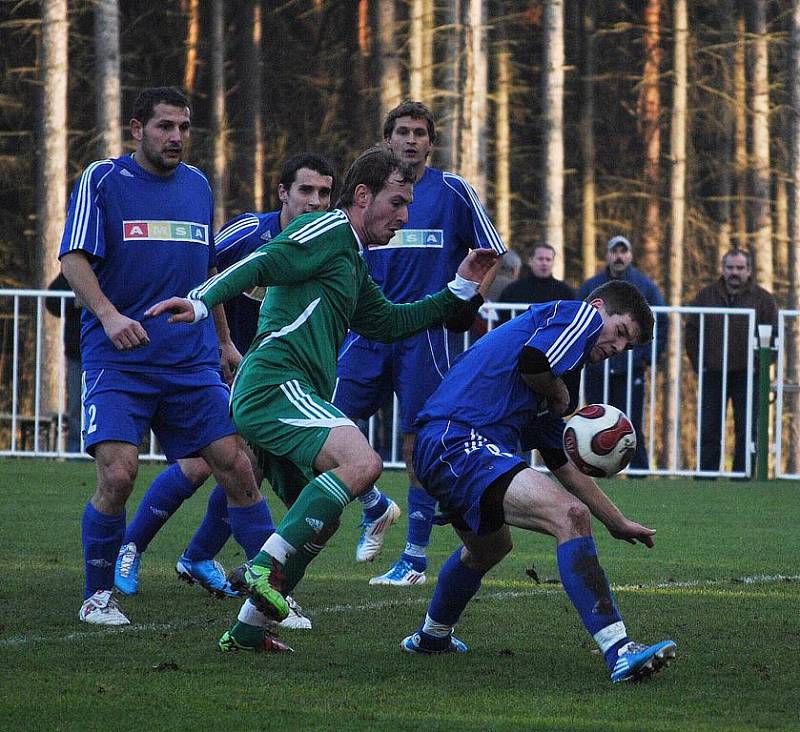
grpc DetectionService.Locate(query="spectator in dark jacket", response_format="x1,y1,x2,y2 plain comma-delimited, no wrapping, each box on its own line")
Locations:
578,235,666,469
685,249,778,473
497,244,574,323
46,273,82,452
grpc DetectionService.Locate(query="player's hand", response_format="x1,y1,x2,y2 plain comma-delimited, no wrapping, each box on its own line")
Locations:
607,518,656,548
219,340,242,385
145,297,197,323
102,312,150,350
456,249,499,285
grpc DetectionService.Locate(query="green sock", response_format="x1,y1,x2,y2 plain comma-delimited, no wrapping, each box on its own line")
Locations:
230,620,264,647
255,472,352,565
283,541,325,594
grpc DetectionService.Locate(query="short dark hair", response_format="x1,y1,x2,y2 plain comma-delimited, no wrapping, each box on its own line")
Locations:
279,152,337,191
335,145,415,208
722,249,752,269
383,100,436,143
532,243,556,257
132,87,191,126
585,280,654,345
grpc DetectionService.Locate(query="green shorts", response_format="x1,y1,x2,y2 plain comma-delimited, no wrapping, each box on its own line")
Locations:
232,378,356,507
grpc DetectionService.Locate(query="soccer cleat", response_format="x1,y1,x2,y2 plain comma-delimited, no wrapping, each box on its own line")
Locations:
369,558,427,586
355,500,402,562
79,590,130,626
227,558,290,622
176,556,240,598
114,542,141,596
218,629,293,653
610,640,677,683
278,595,312,630
401,629,468,654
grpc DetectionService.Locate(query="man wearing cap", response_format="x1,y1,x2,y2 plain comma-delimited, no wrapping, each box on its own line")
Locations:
577,236,666,469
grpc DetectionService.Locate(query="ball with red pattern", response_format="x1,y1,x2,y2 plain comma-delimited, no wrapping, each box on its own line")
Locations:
562,404,637,478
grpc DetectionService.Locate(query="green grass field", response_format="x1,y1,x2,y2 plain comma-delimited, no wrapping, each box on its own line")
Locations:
1,459,798,731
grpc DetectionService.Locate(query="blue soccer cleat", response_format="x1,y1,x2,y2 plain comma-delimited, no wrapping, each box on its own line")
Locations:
176,556,240,598
114,542,141,596
401,629,468,654
610,640,677,683
369,558,427,587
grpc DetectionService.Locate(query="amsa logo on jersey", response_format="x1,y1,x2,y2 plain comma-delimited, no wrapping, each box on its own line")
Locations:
123,220,209,245
372,229,444,249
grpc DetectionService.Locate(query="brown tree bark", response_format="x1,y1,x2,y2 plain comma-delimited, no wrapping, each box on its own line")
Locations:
94,0,122,159
182,0,200,94
579,0,597,280
210,0,227,227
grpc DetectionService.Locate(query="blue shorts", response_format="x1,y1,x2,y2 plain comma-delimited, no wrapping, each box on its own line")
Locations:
413,420,528,535
333,329,464,433
81,368,237,460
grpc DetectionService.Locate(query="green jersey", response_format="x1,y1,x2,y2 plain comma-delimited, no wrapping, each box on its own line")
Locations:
190,209,463,400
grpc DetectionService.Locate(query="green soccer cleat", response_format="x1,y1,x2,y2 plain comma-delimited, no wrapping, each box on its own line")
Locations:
227,559,290,622
218,629,293,653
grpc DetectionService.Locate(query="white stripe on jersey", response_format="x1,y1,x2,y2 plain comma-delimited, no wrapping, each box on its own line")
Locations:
541,302,598,370
68,160,115,255
189,247,269,299
281,379,339,420
279,416,355,430
215,214,260,254
183,163,213,195
442,172,506,254
290,209,349,244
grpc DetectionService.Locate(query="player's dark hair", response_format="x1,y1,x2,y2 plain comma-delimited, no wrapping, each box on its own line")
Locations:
132,87,191,126
383,100,436,143
279,153,337,191
335,145,415,208
532,243,556,256
585,280,654,345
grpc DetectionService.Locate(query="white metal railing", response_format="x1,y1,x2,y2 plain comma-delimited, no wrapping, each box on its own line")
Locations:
774,310,800,479
0,290,787,479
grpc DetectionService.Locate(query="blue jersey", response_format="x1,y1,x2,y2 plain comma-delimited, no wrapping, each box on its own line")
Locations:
58,154,218,372
215,210,282,353
362,167,505,302
417,301,602,444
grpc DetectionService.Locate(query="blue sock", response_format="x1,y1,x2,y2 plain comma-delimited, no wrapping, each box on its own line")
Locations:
184,483,237,561
426,548,484,627
82,502,125,598
556,536,629,668
401,486,435,570
125,463,198,552
227,498,274,560
358,486,390,522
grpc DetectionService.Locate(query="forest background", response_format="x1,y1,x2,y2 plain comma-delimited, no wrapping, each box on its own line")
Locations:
3,0,800,463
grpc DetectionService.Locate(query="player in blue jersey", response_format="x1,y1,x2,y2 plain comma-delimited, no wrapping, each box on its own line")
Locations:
400,280,676,682
333,100,506,583
113,153,335,630
59,87,276,631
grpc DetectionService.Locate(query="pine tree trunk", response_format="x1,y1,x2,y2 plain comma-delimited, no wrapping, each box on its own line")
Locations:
210,0,227,228
460,0,488,197
776,177,789,293
542,0,565,278
786,0,800,473
639,0,663,278
409,0,434,104
439,0,463,171
734,14,748,249
495,40,512,249
182,0,200,94
247,2,264,211
37,0,69,419
750,0,773,288
377,0,402,124
94,0,121,159
579,0,597,280
665,0,688,468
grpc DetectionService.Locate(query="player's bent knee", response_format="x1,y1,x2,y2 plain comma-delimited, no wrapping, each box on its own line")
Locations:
565,503,592,537
178,457,213,486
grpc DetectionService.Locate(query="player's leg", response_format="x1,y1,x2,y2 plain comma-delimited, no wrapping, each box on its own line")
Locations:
371,332,448,585
115,456,211,595
402,526,511,654
503,468,675,681
79,368,157,625
227,380,381,620
333,335,400,562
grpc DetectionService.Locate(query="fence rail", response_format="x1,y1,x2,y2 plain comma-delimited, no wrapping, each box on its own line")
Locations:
1,289,795,479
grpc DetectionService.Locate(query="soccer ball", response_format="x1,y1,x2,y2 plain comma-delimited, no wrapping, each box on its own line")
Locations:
562,404,637,478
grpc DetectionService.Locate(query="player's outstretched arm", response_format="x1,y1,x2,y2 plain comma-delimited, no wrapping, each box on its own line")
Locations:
456,248,499,285
551,462,656,547
145,297,204,323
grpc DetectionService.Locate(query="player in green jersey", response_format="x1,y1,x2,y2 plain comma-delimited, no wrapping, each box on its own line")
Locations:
146,145,498,651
